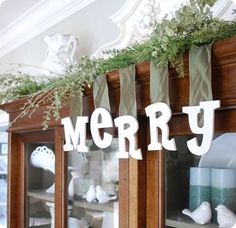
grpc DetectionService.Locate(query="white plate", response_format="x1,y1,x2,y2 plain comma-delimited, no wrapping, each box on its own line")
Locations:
198,133,236,168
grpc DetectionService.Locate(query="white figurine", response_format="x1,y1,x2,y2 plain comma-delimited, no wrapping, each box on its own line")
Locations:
84,185,96,203
96,185,117,204
215,205,236,228
182,201,212,224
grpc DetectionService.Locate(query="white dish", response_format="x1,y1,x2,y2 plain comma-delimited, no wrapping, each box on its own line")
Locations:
31,146,55,172
198,133,236,168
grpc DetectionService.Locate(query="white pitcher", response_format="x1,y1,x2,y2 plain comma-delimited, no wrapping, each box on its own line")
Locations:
42,33,78,75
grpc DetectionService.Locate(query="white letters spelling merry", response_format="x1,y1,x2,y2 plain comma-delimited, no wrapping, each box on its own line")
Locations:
61,100,220,160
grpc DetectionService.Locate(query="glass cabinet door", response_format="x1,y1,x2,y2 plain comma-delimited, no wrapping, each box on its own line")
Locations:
67,137,119,228
165,133,236,228
26,141,55,228
0,140,7,227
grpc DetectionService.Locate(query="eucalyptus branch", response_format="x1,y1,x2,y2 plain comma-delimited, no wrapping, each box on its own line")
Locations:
1,0,236,129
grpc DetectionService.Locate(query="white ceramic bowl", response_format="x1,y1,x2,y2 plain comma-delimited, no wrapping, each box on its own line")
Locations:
31,146,55,172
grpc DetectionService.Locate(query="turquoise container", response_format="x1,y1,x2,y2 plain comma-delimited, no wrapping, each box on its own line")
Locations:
189,167,211,211
211,168,236,222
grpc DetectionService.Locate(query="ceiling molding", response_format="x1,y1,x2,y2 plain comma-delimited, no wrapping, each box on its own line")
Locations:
0,0,7,7
93,0,235,58
92,0,144,57
0,0,97,58
212,0,234,19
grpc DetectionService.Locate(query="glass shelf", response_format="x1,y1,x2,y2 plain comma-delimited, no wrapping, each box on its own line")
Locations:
28,191,54,202
72,199,117,213
0,171,7,175
166,212,218,228
30,224,51,228
28,190,117,213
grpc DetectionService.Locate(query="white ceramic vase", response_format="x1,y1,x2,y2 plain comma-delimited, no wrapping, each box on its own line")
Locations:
68,168,80,197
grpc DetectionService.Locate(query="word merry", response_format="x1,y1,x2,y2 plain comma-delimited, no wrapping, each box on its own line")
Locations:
61,100,220,160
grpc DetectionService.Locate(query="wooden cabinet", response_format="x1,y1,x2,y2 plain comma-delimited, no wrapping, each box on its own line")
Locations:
6,129,66,228
1,36,236,228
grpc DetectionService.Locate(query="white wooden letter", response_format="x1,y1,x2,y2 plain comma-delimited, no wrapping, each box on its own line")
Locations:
90,108,113,148
145,102,176,151
114,115,142,160
61,116,88,152
182,100,220,156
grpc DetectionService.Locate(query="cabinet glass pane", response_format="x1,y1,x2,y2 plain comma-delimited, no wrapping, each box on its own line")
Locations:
165,133,236,228
67,138,119,228
0,133,8,227
27,143,55,228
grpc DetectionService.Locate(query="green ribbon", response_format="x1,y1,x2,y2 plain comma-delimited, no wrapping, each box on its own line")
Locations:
189,43,213,126
70,91,83,124
189,44,213,106
150,61,170,105
93,74,111,111
119,65,137,117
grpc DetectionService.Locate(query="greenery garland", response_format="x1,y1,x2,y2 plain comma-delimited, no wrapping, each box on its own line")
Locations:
1,0,236,129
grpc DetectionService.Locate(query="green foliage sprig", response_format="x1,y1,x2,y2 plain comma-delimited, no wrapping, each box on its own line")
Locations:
1,0,236,129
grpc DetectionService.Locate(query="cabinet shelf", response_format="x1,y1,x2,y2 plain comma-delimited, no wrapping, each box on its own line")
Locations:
72,199,116,213
28,191,54,202
0,202,6,206
0,171,7,174
30,225,51,228
166,212,218,228
28,190,116,212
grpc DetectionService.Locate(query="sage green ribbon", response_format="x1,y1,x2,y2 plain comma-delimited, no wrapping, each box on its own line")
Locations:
93,74,111,111
189,43,213,126
119,65,137,117
70,91,83,124
189,44,213,106
150,61,170,105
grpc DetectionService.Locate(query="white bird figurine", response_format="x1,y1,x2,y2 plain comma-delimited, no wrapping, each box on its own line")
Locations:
96,185,117,204
215,205,236,228
84,185,96,203
182,201,212,224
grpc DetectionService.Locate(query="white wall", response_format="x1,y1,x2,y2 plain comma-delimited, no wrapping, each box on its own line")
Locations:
0,0,126,73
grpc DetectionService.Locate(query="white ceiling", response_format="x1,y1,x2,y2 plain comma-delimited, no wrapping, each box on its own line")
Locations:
0,0,40,31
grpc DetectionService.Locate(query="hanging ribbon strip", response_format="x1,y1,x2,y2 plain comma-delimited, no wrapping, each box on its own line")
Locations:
119,65,137,117
70,91,83,124
189,44,213,106
189,44,213,126
93,74,111,111
150,61,170,105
